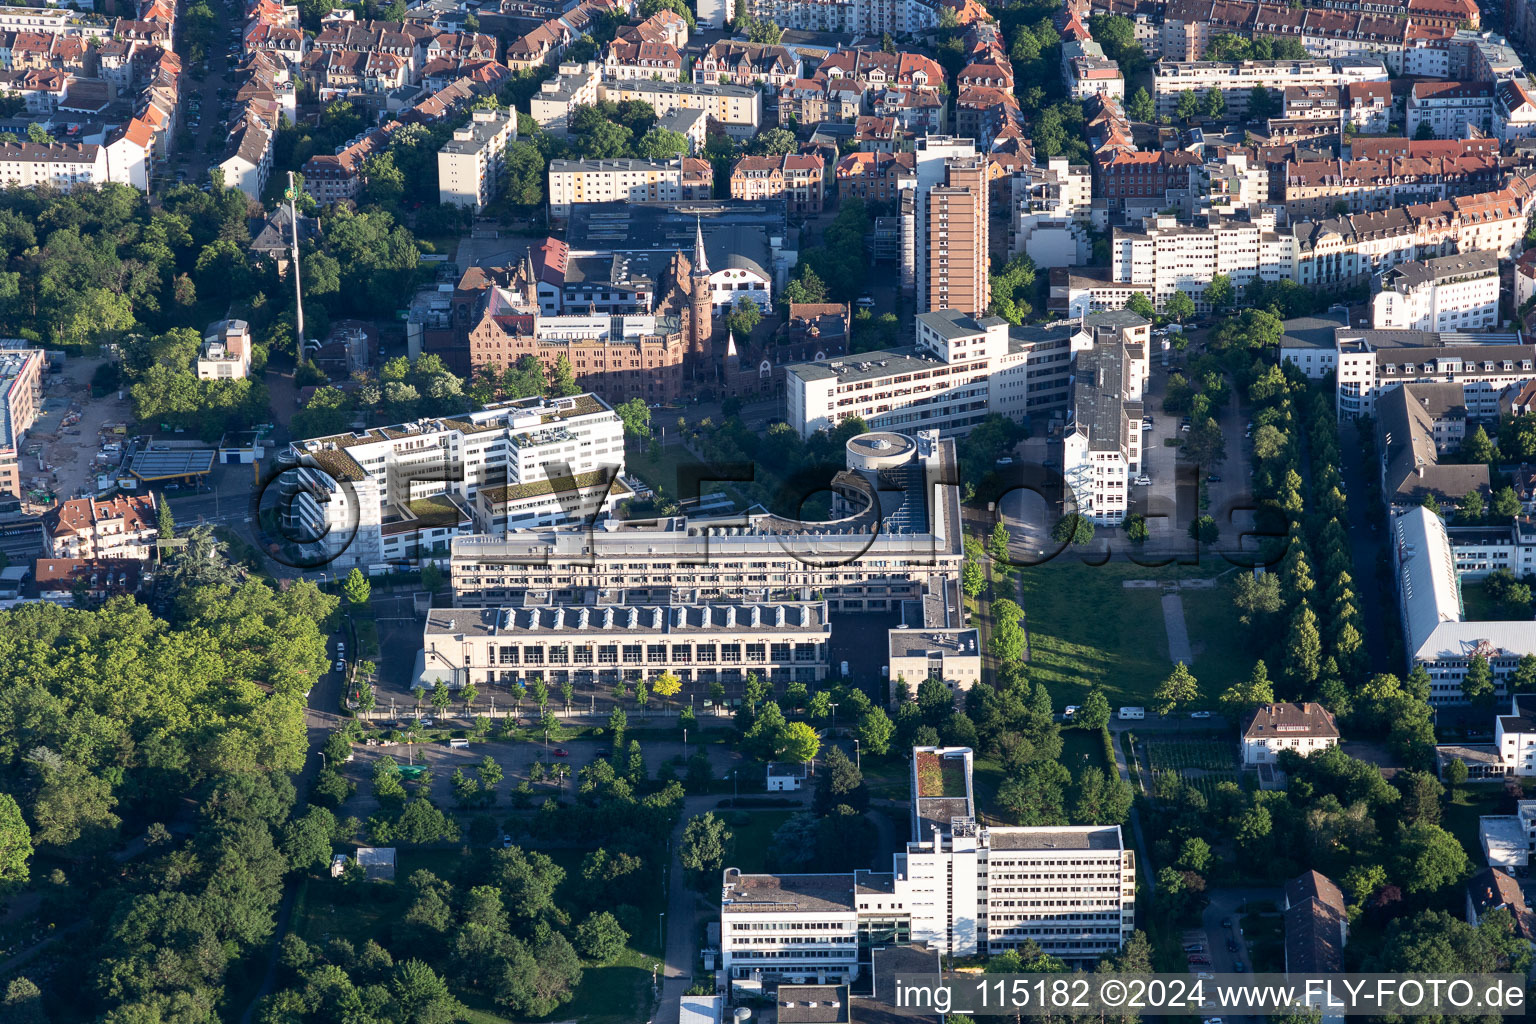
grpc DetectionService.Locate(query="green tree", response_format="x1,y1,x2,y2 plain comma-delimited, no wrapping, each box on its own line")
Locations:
679,812,731,878
1165,291,1196,323
0,793,31,892
1464,424,1496,463
1127,86,1154,122
1155,662,1199,714
1079,688,1112,730
342,567,371,606
392,959,465,1024
1125,293,1156,320
858,707,895,756
1204,87,1226,118
1176,89,1201,120
1053,513,1094,546
1285,603,1323,686
775,721,821,763
575,910,629,963
1204,273,1235,311
724,295,762,338
962,536,987,597
1463,653,1495,705
1218,660,1274,718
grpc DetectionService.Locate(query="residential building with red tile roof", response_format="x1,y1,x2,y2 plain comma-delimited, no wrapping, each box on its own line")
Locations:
729,152,826,215
44,494,159,561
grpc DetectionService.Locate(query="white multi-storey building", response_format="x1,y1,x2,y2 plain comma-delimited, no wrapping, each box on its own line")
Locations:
284,393,627,568
1371,251,1500,332
1111,211,1293,314
449,430,964,611
1395,506,1536,704
1406,81,1494,139
1062,312,1149,525
546,156,711,220
719,747,1136,985
420,597,832,691
785,308,1092,439
196,319,253,380
1152,57,1389,120
0,140,109,192
437,107,517,209
738,0,940,36
529,61,601,136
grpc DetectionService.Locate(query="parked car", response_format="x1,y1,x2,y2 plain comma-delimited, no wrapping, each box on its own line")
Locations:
1227,939,1239,952
1232,961,1245,972
1207,474,1222,483
1221,918,1233,928
553,748,570,757
1064,705,1079,717
1187,955,1211,964
501,834,513,848
334,659,345,672
1204,1018,1225,1024
1183,944,1203,953
1134,474,1151,486
1191,711,1212,719
995,456,1014,466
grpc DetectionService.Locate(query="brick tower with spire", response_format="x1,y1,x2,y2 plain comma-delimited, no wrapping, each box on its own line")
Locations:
688,216,715,375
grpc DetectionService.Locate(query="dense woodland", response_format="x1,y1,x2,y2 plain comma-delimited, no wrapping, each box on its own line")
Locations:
0,532,337,1023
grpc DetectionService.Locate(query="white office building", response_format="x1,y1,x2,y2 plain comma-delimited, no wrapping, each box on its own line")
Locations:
1395,506,1536,704
719,747,1136,985
1370,251,1500,332
1152,56,1389,120
284,393,626,568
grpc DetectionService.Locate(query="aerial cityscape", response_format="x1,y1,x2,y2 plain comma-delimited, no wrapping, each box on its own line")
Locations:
5,0,1536,1019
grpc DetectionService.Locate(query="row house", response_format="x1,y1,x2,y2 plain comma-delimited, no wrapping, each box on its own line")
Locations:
419,55,502,91
96,38,136,91
401,63,513,123
834,150,914,204
818,48,943,90
424,31,498,63
314,18,432,79
780,77,864,124
955,86,1020,145
216,113,274,200
504,17,571,72
603,37,683,81
956,60,1012,91
618,8,687,47
113,19,170,47
0,68,66,113
873,85,942,133
302,124,393,203
1496,79,1536,144
1282,154,1505,220
44,494,158,561
694,40,800,91
729,153,826,216
301,49,411,101
1281,80,1391,132
853,114,911,153
9,30,54,71
0,140,107,191
1095,149,1200,214
247,0,300,28
244,22,305,65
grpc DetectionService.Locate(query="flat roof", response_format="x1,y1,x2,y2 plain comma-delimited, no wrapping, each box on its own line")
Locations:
130,448,215,480
722,872,857,913
787,346,939,384
987,825,1124,851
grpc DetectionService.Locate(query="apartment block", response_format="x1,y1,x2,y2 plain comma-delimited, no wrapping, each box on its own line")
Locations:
925,156,989,317
545,156,711,220
437,107,516,209
1152,57,1389,119
729,153,826,216
1371,251,1500,331
598,77,761,138
1062,312,1150,525
43,493,158,561
1406,80,1494,138
1394,506,1536,704
448,430,964,611
0,139,107,191
738,0,941,37
421,598,831,691
0,346,43,499
529,61,600,135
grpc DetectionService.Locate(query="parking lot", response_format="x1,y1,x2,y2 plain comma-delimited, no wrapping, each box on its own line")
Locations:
26,356,134,507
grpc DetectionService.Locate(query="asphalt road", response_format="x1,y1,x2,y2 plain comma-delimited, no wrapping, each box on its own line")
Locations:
1199,887,1283,1024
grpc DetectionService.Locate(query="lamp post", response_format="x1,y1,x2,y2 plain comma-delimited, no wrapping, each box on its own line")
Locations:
853,738,861,770
658,911,666,951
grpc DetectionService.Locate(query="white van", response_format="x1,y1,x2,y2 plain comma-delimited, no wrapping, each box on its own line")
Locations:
1117,706,1145,720
446,738,469,749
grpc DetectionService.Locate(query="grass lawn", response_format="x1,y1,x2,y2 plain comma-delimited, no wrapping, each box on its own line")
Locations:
1061,728,1112,777
1443,783,1518,859
722,809,797,874
1458,581,1526,622
1017,561,1248,708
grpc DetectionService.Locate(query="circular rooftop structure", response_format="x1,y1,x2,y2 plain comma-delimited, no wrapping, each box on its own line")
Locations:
846,431,917,471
